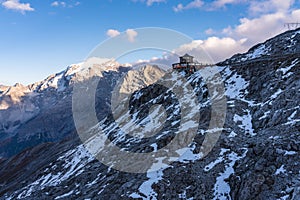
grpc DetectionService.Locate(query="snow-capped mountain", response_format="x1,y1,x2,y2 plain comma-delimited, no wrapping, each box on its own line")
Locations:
0,58,129,158
0,28,300,199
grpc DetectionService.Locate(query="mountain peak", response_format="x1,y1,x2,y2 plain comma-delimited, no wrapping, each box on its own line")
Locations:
26,57,131,93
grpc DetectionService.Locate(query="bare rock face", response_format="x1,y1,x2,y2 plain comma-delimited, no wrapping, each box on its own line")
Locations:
118,65,166,94
0,29,300,200
0,85,8,92
0,83,38,136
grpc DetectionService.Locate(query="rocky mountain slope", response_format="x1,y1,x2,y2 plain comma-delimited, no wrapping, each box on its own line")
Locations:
0,59,127,158
0,28,300,199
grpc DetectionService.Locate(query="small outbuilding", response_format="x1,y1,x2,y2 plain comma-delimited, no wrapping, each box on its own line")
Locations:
172,54,202,74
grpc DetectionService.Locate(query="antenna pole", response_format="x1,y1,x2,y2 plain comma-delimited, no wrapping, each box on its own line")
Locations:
285,23,300,30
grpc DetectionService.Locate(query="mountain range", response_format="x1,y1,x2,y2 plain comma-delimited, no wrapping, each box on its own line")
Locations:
0,28,300,199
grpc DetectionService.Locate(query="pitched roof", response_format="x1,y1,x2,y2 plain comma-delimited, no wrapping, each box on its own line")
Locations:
180,53,193,58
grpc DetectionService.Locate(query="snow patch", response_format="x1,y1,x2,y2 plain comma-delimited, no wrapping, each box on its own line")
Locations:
54,190,74,199
204,149,229,172
137,165,165,199
259,111,271,120
275,165,286,175
285,110,300,125
213,148,248,200
223,67,249,99
176,146,202,163
270,89,283,100
233,110,256,136
241,44,270,61
277,59,298,75
280,194,290,200
151,143,158,152
228,131,237,138
11,145,94,199
282,72,293,79
284,151,297,156
249,44,269,59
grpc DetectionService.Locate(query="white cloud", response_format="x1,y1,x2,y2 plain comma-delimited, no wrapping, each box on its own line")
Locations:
131,52,178,68
173,0,294,12
214,0,297,46
174,0,246,11
210,0,245,9
140,1,300,64
174,37,248,63
146,0,166,6
121,0,299,65
131,36,248,65
233,13,287,43
126,29,138,42
2,0,34,13
106,29,121,38
173,0,204,12
51,1,66,7
51,1,60,7
106,29,138,42
223,9,300,45
249,0,294,15
173,4,183,12
51,1,80,8
133,0,166,6
172,0,300,62
205,28,216,35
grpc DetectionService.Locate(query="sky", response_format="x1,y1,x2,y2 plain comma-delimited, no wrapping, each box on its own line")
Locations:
1,0,300,85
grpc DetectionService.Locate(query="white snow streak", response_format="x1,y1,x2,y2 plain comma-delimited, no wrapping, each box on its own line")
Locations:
213,149,248,200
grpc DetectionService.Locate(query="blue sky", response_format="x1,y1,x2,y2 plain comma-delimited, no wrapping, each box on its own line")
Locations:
1,0,300,85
